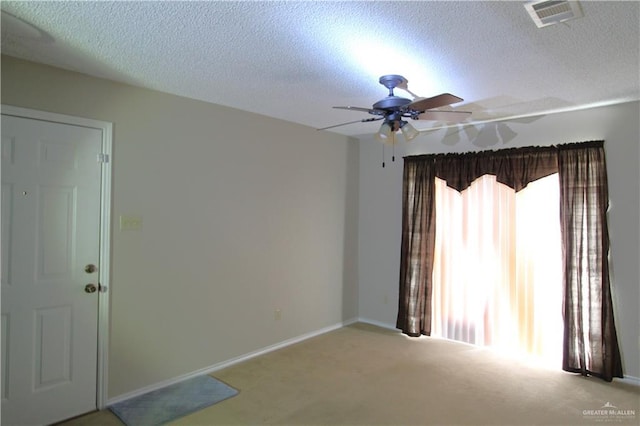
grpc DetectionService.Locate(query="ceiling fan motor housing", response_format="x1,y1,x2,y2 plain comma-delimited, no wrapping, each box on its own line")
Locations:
375,75,412,114
373,96,412,111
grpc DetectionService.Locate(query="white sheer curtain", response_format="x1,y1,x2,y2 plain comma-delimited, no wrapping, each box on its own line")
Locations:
431,174,563,365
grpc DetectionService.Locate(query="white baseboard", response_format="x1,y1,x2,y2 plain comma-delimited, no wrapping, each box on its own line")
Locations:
357,317,398,331
616,375,640,387
107,317,359,406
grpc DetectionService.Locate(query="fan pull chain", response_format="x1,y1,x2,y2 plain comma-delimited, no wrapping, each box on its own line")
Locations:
382,136,398,168
392,140,395,162
391,131,396,162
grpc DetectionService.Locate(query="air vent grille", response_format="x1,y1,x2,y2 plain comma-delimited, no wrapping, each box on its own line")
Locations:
525,0,583,28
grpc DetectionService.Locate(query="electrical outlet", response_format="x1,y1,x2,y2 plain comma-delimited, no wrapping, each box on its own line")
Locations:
120,215,143,231
274,309,282,321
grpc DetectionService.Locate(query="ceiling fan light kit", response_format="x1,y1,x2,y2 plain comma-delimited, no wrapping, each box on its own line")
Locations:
322,74,470,142
400,121,420,142
375,122,393,142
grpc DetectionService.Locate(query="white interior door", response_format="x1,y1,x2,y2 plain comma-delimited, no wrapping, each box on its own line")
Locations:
1,113,105,425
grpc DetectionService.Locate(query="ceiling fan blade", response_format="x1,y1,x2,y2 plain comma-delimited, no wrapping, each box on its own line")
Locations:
317,117,383,131
395,80,421,99
408,93,464,112
333,106,383,114
417,110,472,122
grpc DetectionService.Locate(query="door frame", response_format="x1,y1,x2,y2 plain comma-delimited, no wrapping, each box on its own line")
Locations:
1,104,112,410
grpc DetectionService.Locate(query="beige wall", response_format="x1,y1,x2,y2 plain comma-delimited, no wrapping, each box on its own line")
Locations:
1,55,360,398
358,101,640,380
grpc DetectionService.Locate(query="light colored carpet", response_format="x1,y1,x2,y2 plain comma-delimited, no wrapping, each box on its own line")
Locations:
62,323,639,425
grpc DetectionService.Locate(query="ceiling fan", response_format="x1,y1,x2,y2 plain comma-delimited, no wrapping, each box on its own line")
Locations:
319,74,471,142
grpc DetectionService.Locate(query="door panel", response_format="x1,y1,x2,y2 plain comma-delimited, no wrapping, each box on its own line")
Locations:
35,305,73,390
1,114,103,425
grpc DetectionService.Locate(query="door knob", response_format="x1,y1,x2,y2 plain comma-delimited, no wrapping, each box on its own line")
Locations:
84,283,97,293
85,264,97,273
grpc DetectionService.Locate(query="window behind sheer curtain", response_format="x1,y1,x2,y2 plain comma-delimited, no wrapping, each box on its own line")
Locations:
397,142,623,381
431,174,562,365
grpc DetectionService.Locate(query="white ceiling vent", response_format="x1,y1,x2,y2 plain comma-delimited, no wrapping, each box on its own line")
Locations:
525,0,583,28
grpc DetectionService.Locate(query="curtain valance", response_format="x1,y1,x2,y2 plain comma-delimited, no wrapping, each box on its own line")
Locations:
404,141,603,192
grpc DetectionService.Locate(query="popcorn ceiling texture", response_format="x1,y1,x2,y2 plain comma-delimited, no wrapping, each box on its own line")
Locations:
1,1,638,136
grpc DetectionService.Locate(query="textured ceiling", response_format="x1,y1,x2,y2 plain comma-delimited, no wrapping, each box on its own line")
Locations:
1,1,639,138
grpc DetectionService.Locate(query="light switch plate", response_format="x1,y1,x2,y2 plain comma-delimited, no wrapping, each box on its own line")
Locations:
120,215,142,231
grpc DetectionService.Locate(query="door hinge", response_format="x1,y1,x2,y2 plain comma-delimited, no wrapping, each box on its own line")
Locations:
97,153,110,163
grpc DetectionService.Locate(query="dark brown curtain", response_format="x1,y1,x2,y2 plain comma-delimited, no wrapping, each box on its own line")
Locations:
397,141,623,381
557,142,623,381
397,159,437,336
